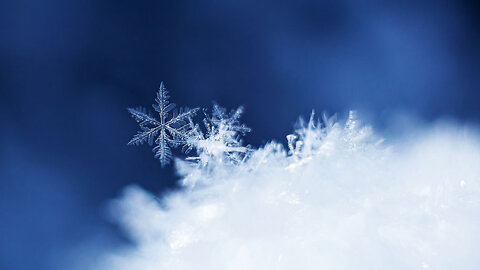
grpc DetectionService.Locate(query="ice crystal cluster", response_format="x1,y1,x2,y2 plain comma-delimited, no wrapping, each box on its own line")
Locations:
110,85,480,270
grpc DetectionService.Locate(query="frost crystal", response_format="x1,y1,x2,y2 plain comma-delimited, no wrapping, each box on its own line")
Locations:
286,110,376,160
190,104,251,165
127,82,199,166
175,104,251,188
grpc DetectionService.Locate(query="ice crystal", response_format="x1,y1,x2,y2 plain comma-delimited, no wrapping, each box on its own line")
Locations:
175,104,251,188
127,82,199,166
286,110,376,160
189,104,251,165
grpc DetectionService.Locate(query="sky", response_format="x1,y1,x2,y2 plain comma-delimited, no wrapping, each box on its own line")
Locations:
0,1,479,269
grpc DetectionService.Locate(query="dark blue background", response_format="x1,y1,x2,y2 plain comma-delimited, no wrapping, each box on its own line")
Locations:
0,1,479,269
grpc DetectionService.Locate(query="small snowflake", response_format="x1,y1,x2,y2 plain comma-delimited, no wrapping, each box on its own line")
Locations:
127,82,199,166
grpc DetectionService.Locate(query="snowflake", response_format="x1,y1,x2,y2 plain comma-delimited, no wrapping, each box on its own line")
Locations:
127,82,199,166
188,104,251,165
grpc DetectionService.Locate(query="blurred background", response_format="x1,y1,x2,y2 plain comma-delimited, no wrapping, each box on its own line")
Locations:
0,0,479,269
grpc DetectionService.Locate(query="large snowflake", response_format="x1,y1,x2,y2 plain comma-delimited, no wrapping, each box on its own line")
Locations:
190,104,251,165
127,82,199,166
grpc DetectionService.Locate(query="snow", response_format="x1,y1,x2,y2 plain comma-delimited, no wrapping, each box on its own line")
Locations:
99,112,480,270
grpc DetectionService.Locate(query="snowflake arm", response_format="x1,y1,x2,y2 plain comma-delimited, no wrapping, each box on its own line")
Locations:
127,107,160,127
153,128,172,165
127,108,161,146
152,82,176,124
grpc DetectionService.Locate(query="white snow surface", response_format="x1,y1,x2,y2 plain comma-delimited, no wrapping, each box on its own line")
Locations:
99,113,480,270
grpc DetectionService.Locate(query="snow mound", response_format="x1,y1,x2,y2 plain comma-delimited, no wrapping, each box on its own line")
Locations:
101,113,480,270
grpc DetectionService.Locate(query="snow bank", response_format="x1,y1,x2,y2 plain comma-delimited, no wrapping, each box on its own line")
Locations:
99,113,480,270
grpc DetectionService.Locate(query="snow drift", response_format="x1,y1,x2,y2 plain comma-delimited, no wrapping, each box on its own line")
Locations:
98,112,480,270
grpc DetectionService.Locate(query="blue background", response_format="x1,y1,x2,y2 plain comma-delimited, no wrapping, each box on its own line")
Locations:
0,1,479,269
